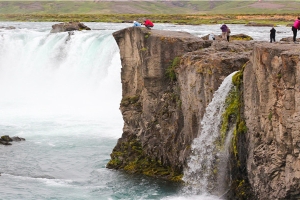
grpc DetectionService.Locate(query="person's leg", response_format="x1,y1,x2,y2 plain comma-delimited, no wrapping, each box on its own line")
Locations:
222,32,225,40
270,35,272,43
292,26,297,42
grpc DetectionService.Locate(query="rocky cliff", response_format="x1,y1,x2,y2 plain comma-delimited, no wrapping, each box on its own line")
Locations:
107,27,300,199
244,43,300,199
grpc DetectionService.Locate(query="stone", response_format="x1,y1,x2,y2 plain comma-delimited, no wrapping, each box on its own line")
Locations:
50,22,91,33
0,135,25,145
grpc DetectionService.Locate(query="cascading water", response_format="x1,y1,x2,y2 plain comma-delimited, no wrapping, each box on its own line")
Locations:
182,72,237,198
0,29,121,120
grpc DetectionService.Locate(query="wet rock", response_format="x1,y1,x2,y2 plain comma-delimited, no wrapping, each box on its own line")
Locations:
11,136,26,141
50,22,91,33
0,26,16,29
0,135,25,145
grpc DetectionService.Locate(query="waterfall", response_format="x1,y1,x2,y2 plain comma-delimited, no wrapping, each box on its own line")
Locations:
0,29,122,121
182,71,237,197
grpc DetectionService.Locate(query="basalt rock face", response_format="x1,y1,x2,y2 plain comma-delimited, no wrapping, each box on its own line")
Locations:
107,27,212,179
107,27,254,182
108,27,300,199
244,43,300,199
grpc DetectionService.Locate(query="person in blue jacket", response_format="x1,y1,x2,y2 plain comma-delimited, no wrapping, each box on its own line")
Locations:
133,21,141,27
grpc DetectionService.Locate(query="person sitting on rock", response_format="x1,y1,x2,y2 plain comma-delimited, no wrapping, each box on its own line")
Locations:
209,33,215,40
143,19,154,29
133,21,141,27
292,17,300,44
270,26,276,43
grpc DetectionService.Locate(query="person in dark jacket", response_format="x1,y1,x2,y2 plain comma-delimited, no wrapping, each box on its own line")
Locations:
292,17,300,43
143,19,154,29
270,26,276,43
220,23,228,41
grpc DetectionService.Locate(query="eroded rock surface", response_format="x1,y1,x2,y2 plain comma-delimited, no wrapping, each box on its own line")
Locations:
244,43,300,199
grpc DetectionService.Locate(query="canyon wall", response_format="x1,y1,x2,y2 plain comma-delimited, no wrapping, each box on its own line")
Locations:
107,27,300,199
244,44,300,199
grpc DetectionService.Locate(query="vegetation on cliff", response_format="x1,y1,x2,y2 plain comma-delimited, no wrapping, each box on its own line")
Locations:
107,135,183,182
220,63,254,199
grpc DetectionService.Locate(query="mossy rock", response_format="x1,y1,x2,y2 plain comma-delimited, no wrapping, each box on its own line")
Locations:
107,136,183,182
1,135,13,142
230,34,253,41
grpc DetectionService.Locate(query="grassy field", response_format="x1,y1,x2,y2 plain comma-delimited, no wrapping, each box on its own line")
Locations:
0,13,297,26
0,1,299,25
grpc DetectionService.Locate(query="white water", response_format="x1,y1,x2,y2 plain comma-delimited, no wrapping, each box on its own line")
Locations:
0,22,291,199
182,72,237,197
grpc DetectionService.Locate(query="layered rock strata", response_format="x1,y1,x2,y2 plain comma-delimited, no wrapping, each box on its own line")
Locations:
244,43,300,199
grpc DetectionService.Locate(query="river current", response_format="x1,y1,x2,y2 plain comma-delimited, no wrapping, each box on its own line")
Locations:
0,22,292,200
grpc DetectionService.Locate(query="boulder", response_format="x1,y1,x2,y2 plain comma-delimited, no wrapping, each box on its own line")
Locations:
280,36,300,42
0,135,25,145
50,22,91,33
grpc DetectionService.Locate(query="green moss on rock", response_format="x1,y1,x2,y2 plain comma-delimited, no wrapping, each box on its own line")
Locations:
165,56,181,81
121,95,140,107
107,135,183,182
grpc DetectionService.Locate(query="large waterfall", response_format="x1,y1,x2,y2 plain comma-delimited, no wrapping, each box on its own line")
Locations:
0,28,121,120
182,72,237,198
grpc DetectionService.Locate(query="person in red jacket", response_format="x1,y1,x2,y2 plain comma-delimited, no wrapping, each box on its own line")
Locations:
143,19,154,29
292,17,300,43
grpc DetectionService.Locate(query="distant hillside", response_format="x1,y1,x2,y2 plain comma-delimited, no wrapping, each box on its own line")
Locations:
1,1,300,14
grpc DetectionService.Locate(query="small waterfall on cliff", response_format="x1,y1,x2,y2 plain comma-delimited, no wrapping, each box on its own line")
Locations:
182,71,237,198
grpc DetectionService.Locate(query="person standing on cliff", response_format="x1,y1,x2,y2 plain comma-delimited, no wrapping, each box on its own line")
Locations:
220,23,228,41
292,17,300,44
270,26,276,43
143,19,154,29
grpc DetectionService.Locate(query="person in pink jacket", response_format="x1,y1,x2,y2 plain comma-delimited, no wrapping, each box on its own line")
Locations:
292,17,300,43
